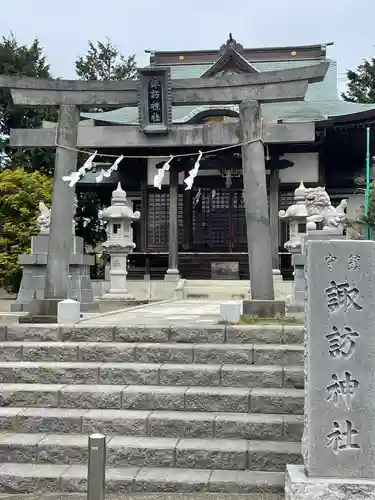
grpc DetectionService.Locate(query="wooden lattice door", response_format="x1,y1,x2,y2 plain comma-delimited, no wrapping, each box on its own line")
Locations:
192,188,246,251
230,190,247,250
146,189,184,251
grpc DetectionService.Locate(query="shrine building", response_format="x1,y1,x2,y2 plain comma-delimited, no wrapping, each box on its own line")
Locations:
77,36,375,279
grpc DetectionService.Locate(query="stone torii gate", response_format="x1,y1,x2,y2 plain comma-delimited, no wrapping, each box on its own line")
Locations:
0,61,328,320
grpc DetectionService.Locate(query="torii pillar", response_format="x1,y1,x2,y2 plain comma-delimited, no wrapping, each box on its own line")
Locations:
44,105,79,303
240,100,285,316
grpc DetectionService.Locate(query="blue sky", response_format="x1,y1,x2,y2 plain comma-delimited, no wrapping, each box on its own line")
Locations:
0,0,373,93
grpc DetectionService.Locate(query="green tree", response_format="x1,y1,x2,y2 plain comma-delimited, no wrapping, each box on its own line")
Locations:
342,57,375,103
0,33,56,175
0,168,52,292
74,38,137,246
75,191,107,248
75,38,137,81
341,57,375,237
0,133,9,167
359,181,375,237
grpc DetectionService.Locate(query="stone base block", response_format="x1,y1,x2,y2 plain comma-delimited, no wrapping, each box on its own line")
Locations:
286,465,375,500
174,288,184,300
272,269,283,282
164,269,181,282
220,301,242,323
79,301,100,313
242,299,285,318
14,236,96,315
18,298,60,324
57,299,80,325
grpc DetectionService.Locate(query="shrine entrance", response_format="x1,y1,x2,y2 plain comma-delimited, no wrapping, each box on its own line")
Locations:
145,177,294,254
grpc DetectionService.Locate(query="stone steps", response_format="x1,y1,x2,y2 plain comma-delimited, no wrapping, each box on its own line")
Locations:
0,323,304,495
0,362,303,388
0,432,302,472
0,408,303,441
0,462,285,494
2,324,304,344
0,342,304,365
0,384,304,414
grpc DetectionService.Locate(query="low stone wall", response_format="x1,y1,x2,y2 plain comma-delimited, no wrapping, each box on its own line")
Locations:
91,279,180,301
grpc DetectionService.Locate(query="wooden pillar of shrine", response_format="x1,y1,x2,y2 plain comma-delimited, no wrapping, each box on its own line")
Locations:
269,168,280,271
140,180,148,252
183,173,192,250
165,167,180,281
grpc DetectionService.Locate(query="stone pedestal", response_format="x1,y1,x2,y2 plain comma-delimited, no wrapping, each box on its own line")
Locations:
242,299,285,317
18,298,61,324
288,253,305,313
12,234,97,314
164,269,180,282
304,230,346,242
102,251,135,300
272,269,283,282
286,465,375,500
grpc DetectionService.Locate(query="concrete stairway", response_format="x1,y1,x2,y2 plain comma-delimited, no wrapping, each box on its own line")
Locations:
0,323,304,497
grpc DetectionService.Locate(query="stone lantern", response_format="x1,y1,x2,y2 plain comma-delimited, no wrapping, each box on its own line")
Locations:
278,181,308,255
278,181,309,312
99,183,140,300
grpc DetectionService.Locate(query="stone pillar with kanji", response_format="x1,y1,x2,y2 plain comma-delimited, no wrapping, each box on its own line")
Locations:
286,239,375,500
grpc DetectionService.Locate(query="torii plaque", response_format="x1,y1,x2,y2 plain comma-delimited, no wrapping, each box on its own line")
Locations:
0,61,328,321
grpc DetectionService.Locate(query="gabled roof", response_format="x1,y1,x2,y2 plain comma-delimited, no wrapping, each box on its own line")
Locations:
201,47,259,77
200,34,259,77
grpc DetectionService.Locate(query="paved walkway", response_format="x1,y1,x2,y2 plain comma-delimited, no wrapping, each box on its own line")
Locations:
80,299,228,326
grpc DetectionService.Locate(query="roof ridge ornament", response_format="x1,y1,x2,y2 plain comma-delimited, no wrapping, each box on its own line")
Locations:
220,33,244,54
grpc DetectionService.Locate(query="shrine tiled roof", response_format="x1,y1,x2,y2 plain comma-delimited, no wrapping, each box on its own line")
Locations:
81,59,375,126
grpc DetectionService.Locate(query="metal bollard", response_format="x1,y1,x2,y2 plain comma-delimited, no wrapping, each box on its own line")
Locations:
87,433,106,500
